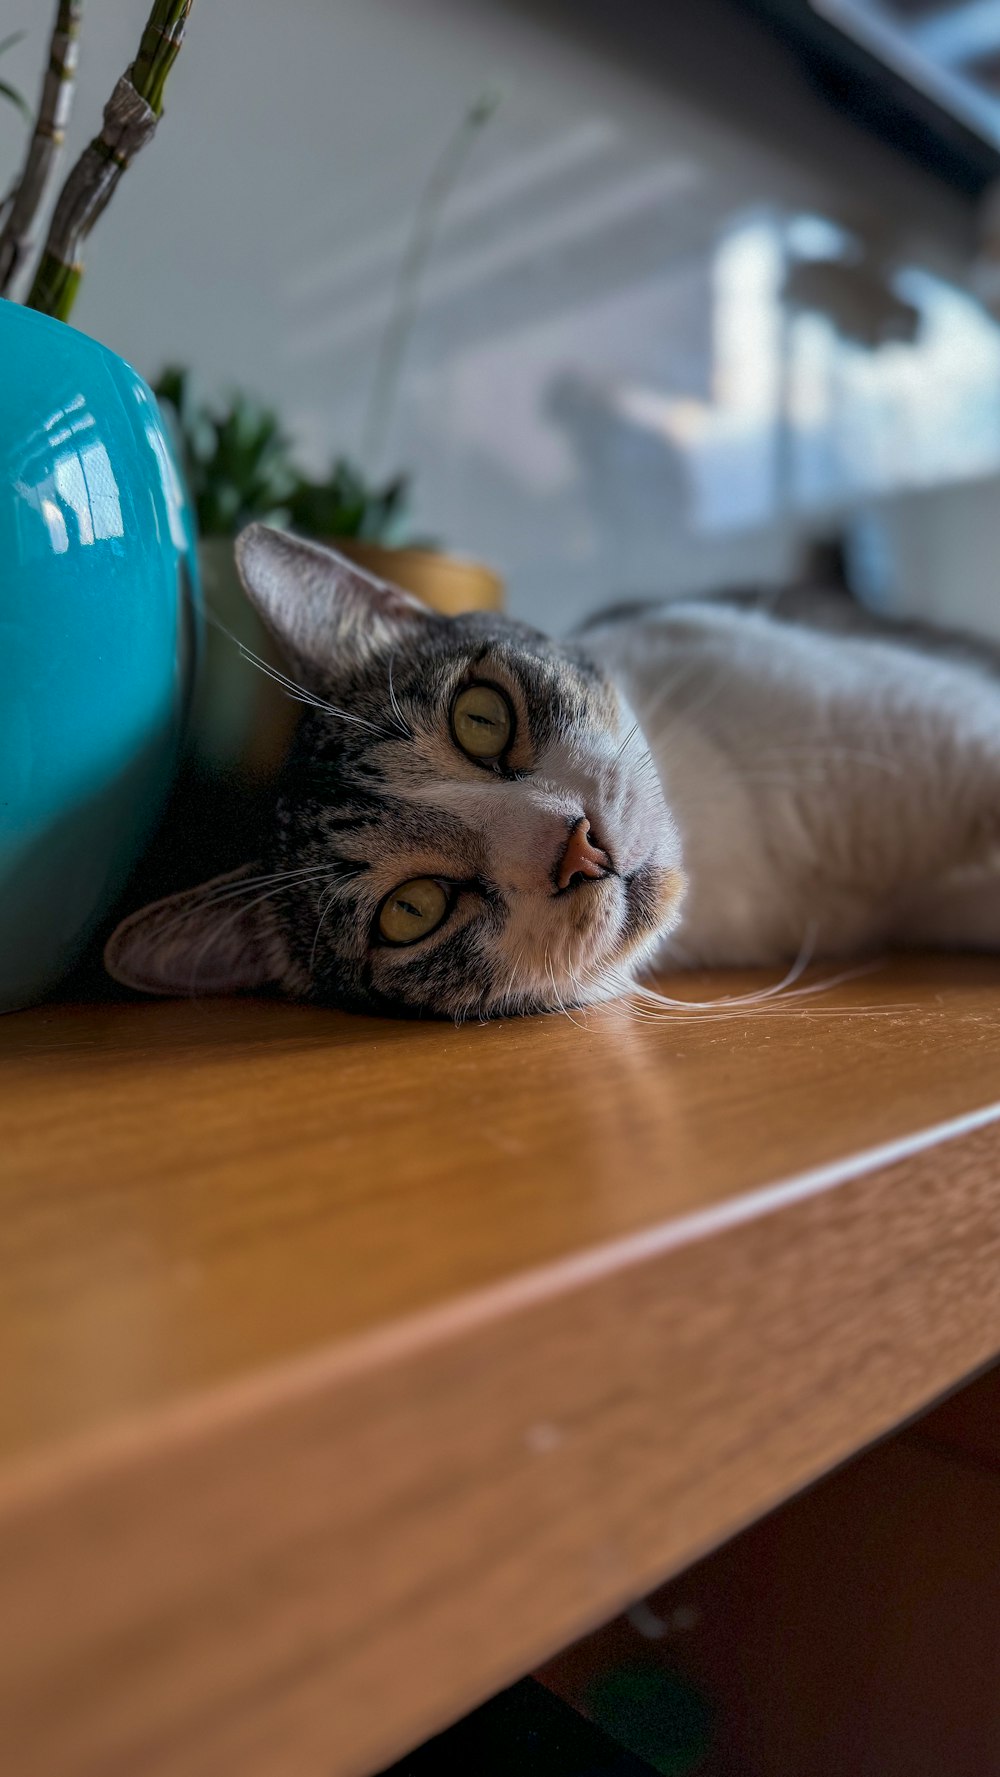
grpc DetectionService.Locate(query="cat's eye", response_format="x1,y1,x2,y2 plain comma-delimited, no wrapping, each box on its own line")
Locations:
451,683,513,761
378,877,450,945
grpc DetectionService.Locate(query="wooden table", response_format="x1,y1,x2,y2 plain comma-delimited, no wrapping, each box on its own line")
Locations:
3,955,1000,1777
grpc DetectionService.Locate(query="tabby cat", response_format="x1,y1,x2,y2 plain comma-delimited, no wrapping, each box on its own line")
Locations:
105,524,1000,1018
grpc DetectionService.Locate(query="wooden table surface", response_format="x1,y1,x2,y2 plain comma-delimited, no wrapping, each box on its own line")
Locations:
3,956,1000,1777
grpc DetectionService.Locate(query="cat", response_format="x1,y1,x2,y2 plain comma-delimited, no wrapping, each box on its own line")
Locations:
105,523,1000,1019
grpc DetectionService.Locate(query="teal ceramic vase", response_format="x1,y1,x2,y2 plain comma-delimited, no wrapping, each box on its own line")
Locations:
0,300,199,1010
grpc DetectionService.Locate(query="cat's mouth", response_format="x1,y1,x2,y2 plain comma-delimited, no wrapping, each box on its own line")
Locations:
618,863,686,956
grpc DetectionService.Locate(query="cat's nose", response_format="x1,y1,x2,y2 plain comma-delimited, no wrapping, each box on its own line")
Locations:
555,817,611,892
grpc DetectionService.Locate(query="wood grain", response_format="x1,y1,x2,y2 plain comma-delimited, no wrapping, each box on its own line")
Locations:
2,955,1000,1776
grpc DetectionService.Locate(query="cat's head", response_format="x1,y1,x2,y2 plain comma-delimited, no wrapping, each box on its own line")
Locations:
106,526,684,1018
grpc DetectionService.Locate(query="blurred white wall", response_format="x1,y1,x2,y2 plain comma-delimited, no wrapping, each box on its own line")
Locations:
1,0,997,633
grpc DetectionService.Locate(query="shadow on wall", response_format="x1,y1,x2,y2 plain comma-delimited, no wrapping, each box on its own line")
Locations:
546,370,694,580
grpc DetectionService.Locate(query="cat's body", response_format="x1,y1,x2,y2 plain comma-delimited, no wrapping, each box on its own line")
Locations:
105,527,1000,1017
584,591,1000,969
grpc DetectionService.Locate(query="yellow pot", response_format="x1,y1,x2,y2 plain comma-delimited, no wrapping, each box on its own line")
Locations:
329,539,504,616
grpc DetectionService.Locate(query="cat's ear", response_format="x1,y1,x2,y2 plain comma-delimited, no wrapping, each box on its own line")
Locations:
104,865,280,997
234,523,429,686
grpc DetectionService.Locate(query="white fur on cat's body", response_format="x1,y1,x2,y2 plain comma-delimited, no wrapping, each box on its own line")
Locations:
586,600,1000,968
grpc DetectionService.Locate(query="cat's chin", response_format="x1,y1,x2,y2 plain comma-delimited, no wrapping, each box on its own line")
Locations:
618,864,686,957
539,886,686,1016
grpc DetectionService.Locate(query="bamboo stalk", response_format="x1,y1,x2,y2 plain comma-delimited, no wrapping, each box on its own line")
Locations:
0,1,82,297
25,0,193,322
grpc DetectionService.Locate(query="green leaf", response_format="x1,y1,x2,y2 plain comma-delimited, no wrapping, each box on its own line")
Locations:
150,366,415,543
0,31,31,125
0,76,31,123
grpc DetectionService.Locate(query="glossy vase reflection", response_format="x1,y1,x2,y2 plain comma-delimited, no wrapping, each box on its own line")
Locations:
0,300,198,1010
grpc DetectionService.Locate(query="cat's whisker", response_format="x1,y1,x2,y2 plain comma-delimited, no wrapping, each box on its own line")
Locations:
236,642,392,736
201,603,394,737
217,629,334,715
499,942,528,1014
615,992,910,1025
471,975,494,1026
232,636,356,718
599,957,776,1025
619,926,818,1017
544,949,589,1030
139,868,343,959
387,653,414,740
615,720,641,761
565,962,604,1026
147,866,336,924
544,951,571,1024
143,861,371,966
185,876,340,922
630,941,812,1012
625,939,885,1021
197,864,342,901
309,877,347,973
